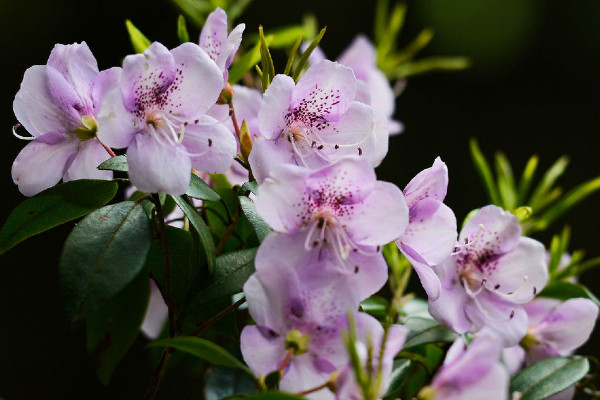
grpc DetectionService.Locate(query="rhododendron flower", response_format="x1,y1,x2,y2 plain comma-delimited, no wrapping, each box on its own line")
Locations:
421,330,508,400
395,157,457,300
199,7,245,84
12,42,112,196
240,257,370,400
96,42,237,195
334,319,408,400
249,60,380,183
428,205,548,346
254,157,408,273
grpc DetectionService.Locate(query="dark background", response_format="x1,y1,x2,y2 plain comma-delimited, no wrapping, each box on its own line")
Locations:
1,0,600,398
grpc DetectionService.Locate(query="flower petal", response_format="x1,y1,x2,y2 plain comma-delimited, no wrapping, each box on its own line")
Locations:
460,205,521,256
258,74,295,139
63,139,113,182
181,115,237,173
428,262,472,333
11,133,77,196
240,325,284,376
248,136,297,184
96,86,139,149
280,355,334,400
338,36,376,82
140,281,168,340
400,243,442,300
403,157,449,206
91,67,122,110
127,134,191,195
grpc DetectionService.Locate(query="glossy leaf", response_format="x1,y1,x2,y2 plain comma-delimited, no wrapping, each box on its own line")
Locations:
125,19,152,53
360,295,389,318
187,174,221,201
510,356,589,400
240,181,259,196
86,272,150,385
226,393,308,400
383,359,412,399
239,196,270,242
204,364,256,400
0,179,118,255
403,317,457,348
98,155,128,172
60,201,152,320
539,281,600,307
177,14,190,43
173,195,216,274
149,336,254,376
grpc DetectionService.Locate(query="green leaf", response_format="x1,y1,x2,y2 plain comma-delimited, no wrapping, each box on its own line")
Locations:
383,359,411,399
517,155,539,204
239,196,271,242
125,19,152,53
204,364,257,400
87,272,150,385
187,174,221,201
393,28,434,65
225,393,308,400
173,195,216,274
528,156,569,211
240,181,259,196
292,26,326,82
388,56,470,79
284,34,304,76
145,226,196,316
360,295,389,318
185,248,256,312
260,25,305,48
210,173,233,189
169,0,212,27
538,281,600,307
510,356,589,400
469,138,501,205
177,14,190,43
60,201,152,320
0,180,118,255
149,336,254,376
98,155,128,172
403,317,457,348
495,152,517,210
229,40,264,85
259,26,276,91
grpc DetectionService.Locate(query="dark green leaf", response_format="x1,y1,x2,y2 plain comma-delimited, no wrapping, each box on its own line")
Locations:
187,174,221,201
177,14,190,43
173,195,216,274
469,138,501,206
60,201,152,320
204,364,257,400
403,317,457,348
98,155,128,172
538,281,600,307
125,19,152,53
383,359,411,399
284,35,304,76
259,26,275,91
149,336,254,376
226,393,308,400
264,370,282,389
396,344,444,399
186,248,256,312
510,356,589,400
240,181,259,196
0,180,118,255
86,272,150,384
292,27,326,82
360,295,389,318
145,226,196,316
239,196,271,242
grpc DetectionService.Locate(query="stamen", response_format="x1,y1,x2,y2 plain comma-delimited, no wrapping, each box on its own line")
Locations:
12,124,36,141
452,224,484,255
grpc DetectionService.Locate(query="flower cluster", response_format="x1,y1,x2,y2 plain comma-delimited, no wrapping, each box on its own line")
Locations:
7,5,600,400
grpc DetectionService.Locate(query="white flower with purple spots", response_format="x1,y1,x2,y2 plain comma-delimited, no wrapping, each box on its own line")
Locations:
249,60,379,183
396,157,458,300
254,157,409,276
12,42,113,196
96,42,237,195
199,7,245,84
428,205,548,346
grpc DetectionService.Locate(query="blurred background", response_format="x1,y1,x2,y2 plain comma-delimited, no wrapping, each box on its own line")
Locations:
1,0,600,398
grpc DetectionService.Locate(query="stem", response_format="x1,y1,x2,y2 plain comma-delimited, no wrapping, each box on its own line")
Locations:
100,141,117,157
278,349,294,372
142,347,173,400
230,102,242,138
215,204,241,256
296,381,329,396
152,194,176,338
188,296,246,336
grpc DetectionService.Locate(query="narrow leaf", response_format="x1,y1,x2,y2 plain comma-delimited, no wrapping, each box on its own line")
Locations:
125,19,152,53
60,201,152,320
284,34,304,76
388,56,470,79
229,40,263,85
510,356,589,400
469,138,501,205
403,317,457,348
177,14,190,43
87,272,150,385
149,336,254,376
360,296,389,318
259,26,275,91
538,281,600,307
383,359,412,399
173,195,216,274
187,174,221,201
393,28,434,65
0,180,118,255
517,155,539,204
495,152,517,210
239,196,271,242
98,155,128,172
528,156,569,210
292,26,326,82
226,393,309,400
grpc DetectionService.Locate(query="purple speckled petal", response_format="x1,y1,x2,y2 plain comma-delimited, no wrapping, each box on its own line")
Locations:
181,115,236,173
14,65,81,136
305,157,376,203
199,8,228,66
292,60,357,121
221,23,245,70
487,237,548,304
398,198,457,266
11,133,78,196
344,181,408,247
240,325,285,376
258,74,295,139
428,261,472,333
459,205,521,256
337,35,376,82
63,139,112,182
403,157,449,207
127,134,191,195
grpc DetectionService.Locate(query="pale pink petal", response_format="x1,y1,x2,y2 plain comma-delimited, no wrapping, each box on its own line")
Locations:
428,263,472,333
400,243,442,300
127,134,191,195
140,281,168,339
96,86,139,149
439,364,508,400
258,74,295,139
240,325,284,376
248,136,297,184
199,8,229,66
404,157,449,206
502,345,525,376
181,116,237,173
459,205,521,256
219,23,245,71
337,36,376,82
63,139,112,181
91,67,122,110
366,68,395,121
280,355,334,400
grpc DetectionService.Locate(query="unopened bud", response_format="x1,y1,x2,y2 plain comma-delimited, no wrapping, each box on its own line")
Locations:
326,371,341,392
519,331,538,351
512,206,533,222
239,119,253,162
285,329,310,355
417,385,437,400
74,115,98,141
217,83,235,105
